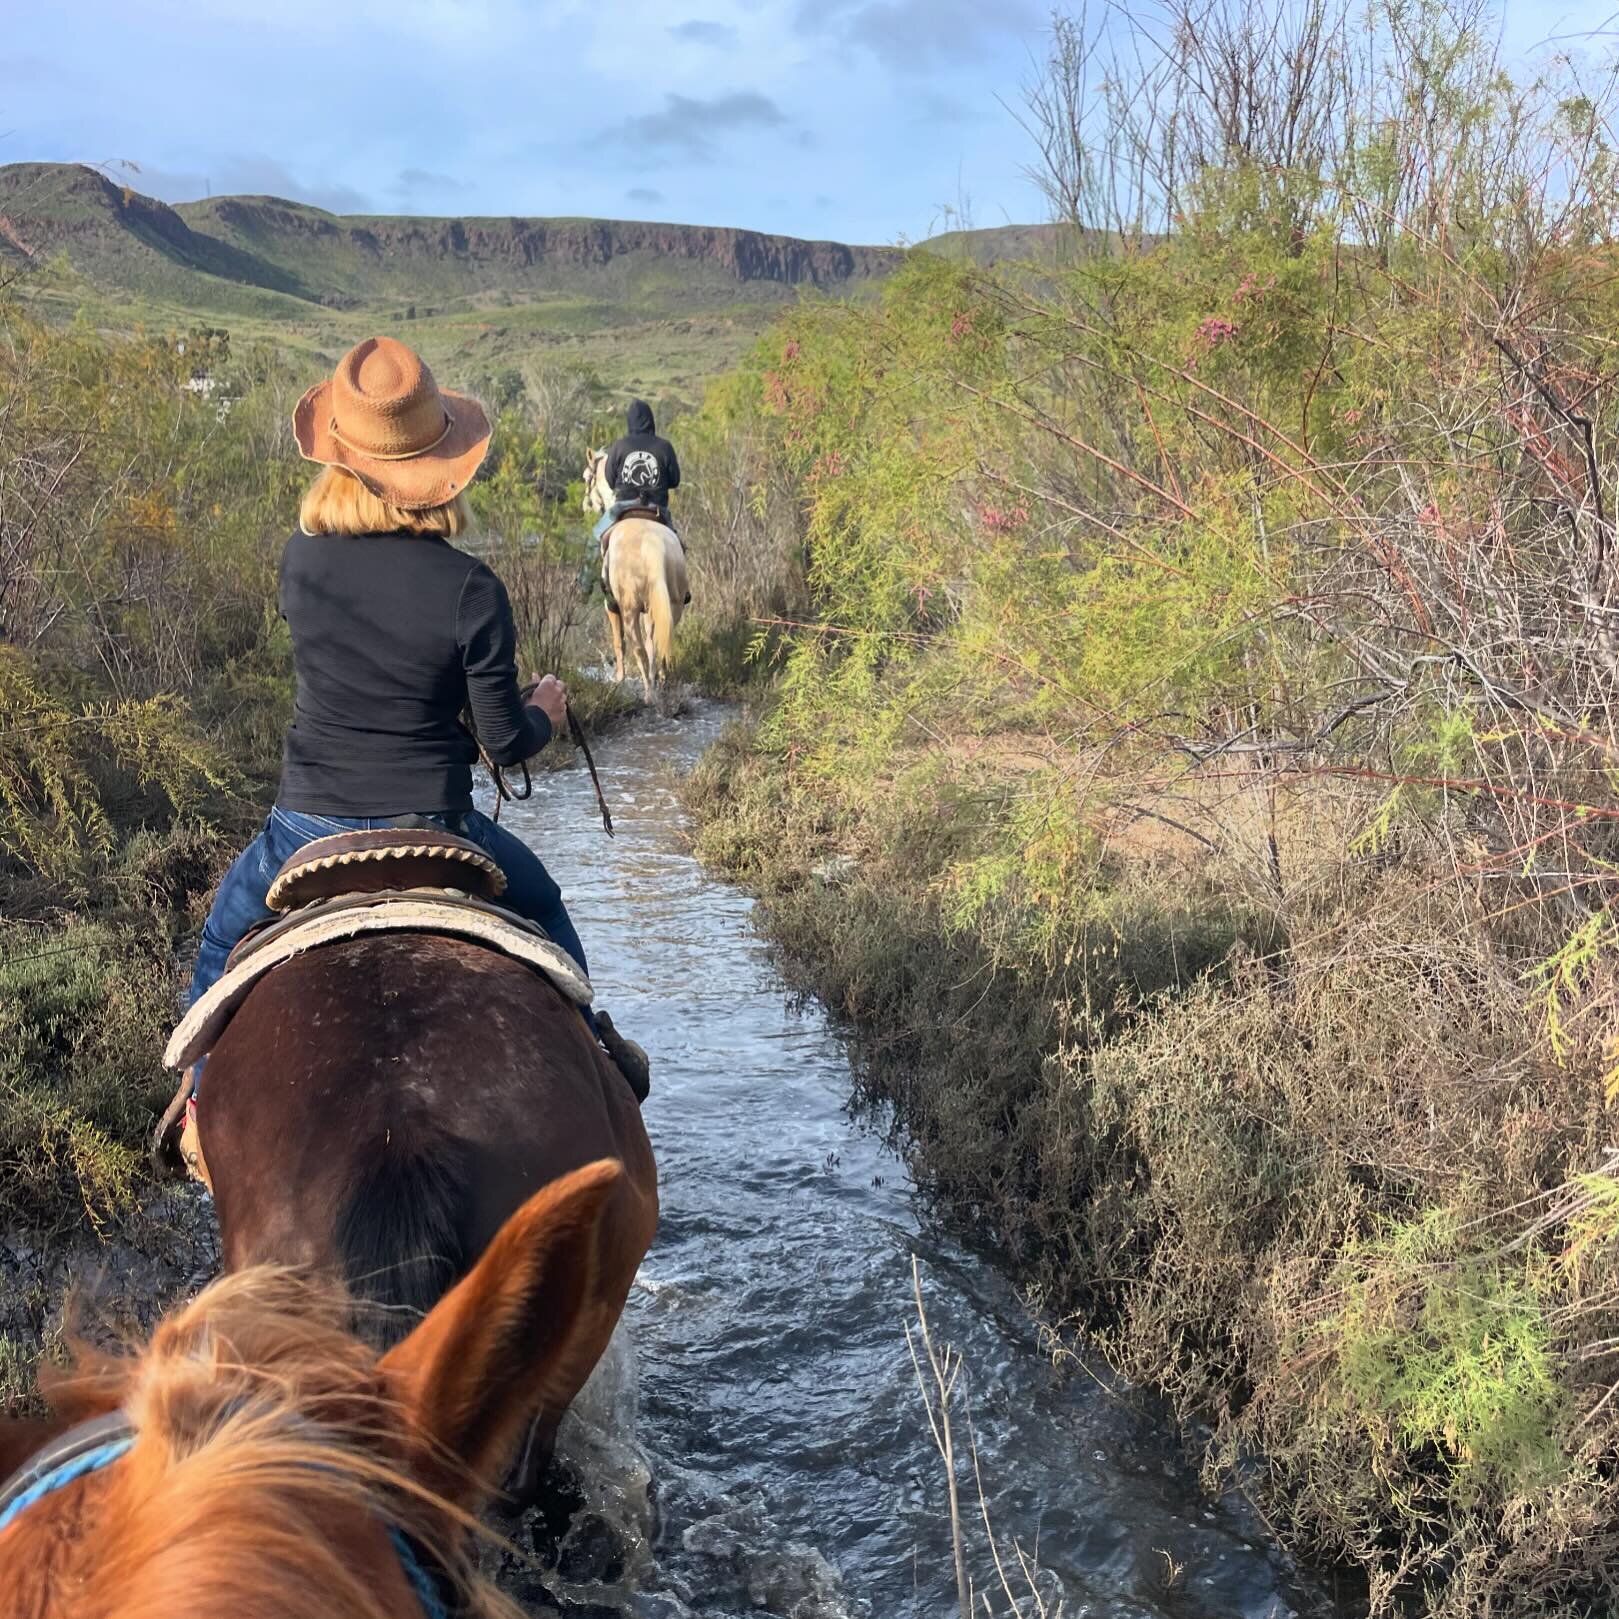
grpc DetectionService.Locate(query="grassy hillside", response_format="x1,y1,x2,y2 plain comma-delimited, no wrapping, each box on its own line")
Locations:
169,196,895,305
918,221,1075,263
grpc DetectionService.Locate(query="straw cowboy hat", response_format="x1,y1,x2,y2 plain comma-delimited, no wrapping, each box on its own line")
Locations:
293,336,491,510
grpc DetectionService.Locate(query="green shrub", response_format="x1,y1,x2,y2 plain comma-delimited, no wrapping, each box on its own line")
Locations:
1329,1216,1566,1504
0,921,177,1231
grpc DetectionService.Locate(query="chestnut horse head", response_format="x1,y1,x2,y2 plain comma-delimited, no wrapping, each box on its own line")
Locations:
0,1164,622,1617
196,931,657,1493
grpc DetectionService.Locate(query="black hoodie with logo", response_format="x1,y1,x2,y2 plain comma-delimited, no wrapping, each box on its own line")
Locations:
604,399,681,506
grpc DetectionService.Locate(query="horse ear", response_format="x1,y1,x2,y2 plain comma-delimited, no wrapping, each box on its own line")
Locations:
379,1159,621,1507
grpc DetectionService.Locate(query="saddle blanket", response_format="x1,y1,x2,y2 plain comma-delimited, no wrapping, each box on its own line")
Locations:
165,892,592,1072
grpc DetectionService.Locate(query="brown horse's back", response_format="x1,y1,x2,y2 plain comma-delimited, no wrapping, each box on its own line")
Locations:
203,934,656,1369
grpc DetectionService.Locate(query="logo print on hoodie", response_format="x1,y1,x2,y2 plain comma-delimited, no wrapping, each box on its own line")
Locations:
621,450,660,491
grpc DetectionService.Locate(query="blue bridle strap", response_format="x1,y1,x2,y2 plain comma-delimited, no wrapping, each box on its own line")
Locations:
0,1428,136,1536
0,1411,454,1618
389,1526,454,1619
0,1411,137,1537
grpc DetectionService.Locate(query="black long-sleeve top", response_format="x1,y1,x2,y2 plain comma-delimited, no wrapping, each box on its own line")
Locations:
275,530,550,816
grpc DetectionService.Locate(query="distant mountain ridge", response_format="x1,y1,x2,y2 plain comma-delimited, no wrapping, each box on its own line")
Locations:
182,194,900,304
0,162,910,310
0,163,306,296
0,161,1063,392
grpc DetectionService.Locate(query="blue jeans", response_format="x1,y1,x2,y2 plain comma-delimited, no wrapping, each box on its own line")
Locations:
187,805,594,1030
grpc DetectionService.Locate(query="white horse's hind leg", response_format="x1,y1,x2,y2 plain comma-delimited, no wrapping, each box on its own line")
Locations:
641,616,659,697
606,604,626,683
626,611,654,693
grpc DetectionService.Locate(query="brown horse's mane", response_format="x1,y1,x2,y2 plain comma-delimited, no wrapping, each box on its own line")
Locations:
18,1269,521,1619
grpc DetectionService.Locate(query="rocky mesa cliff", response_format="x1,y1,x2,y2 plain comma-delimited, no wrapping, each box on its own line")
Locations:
190,193,897,286
0,163,901,308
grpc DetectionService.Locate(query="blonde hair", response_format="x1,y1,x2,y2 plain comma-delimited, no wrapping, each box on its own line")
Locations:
299,465,472,538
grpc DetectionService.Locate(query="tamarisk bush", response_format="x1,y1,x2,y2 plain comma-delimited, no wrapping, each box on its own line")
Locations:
685,3,1619,1609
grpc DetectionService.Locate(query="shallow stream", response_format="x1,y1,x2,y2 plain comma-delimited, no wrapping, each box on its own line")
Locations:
494,701,1327,1619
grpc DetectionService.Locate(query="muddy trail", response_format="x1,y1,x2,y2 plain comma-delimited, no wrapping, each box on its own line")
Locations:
1,701,1332,1619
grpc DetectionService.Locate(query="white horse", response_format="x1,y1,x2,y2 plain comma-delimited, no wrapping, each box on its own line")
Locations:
582,447,688,693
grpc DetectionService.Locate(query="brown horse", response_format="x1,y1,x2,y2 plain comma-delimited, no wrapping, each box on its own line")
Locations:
194,929,657,1484
0,1165,622,1617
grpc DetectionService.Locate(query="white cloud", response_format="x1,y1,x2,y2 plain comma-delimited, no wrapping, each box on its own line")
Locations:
133,155,370,213
608,90,789,162
795,0,1041,69
669,18,739,45
396,167,462,196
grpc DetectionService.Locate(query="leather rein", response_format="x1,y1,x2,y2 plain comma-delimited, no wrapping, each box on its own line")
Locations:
0,1410,456,1618
472,683,614,838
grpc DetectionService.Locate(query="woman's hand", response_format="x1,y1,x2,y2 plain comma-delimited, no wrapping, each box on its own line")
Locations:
526,672,568,731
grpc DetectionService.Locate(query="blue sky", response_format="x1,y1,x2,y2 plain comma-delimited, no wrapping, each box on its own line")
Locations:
5,1,1616,244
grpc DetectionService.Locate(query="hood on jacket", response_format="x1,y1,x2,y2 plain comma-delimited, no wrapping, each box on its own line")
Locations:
626,399,655,435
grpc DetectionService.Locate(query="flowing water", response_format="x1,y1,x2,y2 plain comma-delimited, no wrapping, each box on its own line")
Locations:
491,701,1330,1619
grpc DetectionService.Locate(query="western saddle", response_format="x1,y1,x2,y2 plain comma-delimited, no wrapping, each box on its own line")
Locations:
265,826,505,909
246,831,645,1098
155,829,649,1184
599,505,668,556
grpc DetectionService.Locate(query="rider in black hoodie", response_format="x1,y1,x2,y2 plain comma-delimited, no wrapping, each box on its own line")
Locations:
600,399,680,528
593,400,686,608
